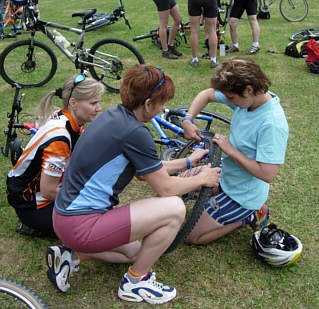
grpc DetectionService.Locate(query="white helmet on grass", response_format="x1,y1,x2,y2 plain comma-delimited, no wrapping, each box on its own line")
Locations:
251,223,302,267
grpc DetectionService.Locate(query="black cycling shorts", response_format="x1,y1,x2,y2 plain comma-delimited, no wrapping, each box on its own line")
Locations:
230,0,258,18
153,0,176,11
188,0,218,18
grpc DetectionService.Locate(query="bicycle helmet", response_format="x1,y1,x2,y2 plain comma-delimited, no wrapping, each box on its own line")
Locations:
251,224,302,267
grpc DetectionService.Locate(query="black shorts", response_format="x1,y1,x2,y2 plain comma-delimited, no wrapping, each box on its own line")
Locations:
153,0,176,11
230,0,257,18
188,0,218,18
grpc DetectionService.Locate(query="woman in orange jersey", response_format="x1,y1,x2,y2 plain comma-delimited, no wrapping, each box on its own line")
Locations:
6,74,104,237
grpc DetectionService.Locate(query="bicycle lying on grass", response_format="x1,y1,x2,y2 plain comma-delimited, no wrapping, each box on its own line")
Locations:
0,277,49,309
77,0,131,32
289,27,319,41
0,0,144,93
258,0,308,22
133,22,191,49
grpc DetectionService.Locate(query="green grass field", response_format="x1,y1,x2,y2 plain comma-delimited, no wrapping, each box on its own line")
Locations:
0,0,318,308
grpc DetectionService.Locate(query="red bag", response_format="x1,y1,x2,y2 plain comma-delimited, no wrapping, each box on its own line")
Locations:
305,39,319,67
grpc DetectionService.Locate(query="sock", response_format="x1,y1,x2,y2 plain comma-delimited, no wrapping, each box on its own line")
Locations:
252,42,259,47
128,266,148,278
192,57,198,62
210,57,217,62
233,43,239,48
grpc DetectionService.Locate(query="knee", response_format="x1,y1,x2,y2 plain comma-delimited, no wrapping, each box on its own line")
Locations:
167,196,186,225
229,18,237,28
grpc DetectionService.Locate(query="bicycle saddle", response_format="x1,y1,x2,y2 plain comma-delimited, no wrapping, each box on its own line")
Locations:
72,8,97,19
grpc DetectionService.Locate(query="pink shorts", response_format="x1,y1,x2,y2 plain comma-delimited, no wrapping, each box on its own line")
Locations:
52,205,131,253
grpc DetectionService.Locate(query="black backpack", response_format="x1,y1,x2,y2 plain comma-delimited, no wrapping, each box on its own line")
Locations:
285,39,309,58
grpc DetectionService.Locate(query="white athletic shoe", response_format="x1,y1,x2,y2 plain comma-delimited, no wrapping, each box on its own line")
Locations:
118,272,177,305
46,245,78,292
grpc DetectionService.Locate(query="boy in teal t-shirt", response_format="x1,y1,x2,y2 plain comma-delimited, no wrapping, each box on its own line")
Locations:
182,56,289,244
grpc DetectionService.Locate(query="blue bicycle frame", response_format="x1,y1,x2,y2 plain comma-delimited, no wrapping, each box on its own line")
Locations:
150,109,222,149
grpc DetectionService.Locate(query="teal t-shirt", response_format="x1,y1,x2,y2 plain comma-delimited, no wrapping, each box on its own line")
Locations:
214,90,289,210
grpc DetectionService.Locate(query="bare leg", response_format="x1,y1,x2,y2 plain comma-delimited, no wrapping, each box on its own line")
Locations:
204,17,217,58
158,10,170,51
189,15,201,58
186,210,242,244
77,196,185,274
248,14,260,43
168,4,182,47
229,17,239,45
80,241,141,263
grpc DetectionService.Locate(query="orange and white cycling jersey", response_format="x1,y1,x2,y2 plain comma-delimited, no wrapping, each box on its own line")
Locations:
7,109,82,210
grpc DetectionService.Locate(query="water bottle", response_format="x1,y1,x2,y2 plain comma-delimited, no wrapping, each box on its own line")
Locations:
219,40,225,57
53,30,70,48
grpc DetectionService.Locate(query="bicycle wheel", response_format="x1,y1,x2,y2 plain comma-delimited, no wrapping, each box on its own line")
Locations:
0,40,57,88
289,27,319,41
165,131,222,254
160,147,180,161
279,0,308,22
88,37,145,93
166,107,231,137
0,278,49,309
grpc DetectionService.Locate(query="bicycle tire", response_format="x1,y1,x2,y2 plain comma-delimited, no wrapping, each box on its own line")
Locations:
160,147,180,161
0,278,49,309
165,131,222,254
84,18,112,32
279,0,308,22
0,39,57,88
166,106,231,137
88,37,145,94
289,27,319,41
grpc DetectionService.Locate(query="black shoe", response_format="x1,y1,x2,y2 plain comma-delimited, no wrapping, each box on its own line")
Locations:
168,45,182,57
15,220,46,237
162,50,178,60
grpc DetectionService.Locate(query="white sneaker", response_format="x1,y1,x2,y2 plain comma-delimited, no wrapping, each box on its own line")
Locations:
46,245,76,292
118,272,177,305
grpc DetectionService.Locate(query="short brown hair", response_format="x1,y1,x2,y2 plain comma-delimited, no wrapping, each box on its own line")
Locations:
120,64,175,110
211,56,271,96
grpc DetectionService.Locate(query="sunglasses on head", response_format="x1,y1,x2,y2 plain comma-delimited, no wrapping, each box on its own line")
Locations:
67,74,86,105
145,67,166,101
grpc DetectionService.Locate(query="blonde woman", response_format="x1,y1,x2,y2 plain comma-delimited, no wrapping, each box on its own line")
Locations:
7,75,104,237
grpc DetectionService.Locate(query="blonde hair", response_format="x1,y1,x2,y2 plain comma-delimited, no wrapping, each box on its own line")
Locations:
38,75,105,125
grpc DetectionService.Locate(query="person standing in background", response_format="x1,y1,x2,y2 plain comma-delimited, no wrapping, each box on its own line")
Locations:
188,0,219,68
153,0,183,59
228,0,260,55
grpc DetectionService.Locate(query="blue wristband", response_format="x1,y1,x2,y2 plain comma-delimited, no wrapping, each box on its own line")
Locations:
185,157,191,169
183,116,194,124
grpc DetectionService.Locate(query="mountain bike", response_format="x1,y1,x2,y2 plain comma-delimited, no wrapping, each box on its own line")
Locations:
258,0,308,22
1,83,38,166
149,108,230,252
290,27,319,41
77,0,131,32
0,1,144,93
133,22,191,48
0,277,49,308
